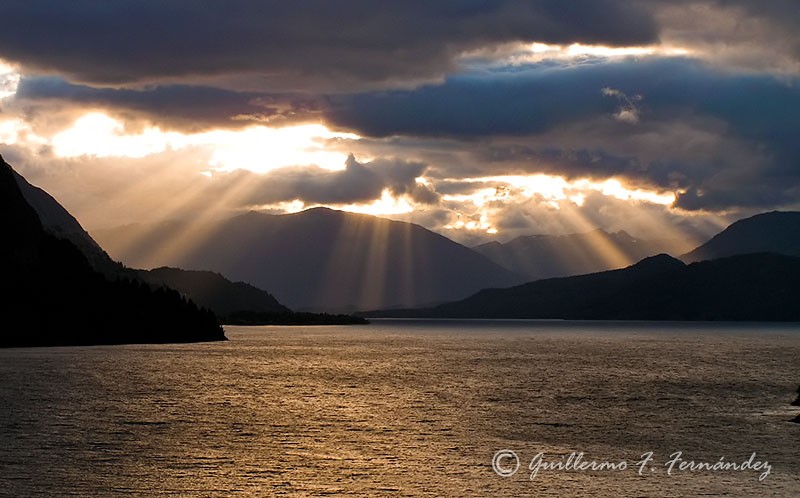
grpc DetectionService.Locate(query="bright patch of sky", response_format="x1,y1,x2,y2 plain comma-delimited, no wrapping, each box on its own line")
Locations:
48,112,359,173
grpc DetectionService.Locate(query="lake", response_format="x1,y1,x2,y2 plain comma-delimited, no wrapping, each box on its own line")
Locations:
1,320,798,497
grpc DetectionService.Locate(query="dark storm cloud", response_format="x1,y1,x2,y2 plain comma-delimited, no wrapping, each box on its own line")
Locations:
4,0,800,219
327,58,800,140
324,57,800,211
0,1,657,91
478,145,648,180
675,182,800,211
13,76,319,130
227,154,439,206
472,139,800,212
15,77,253,126
327,62,614,137
650,0,800,71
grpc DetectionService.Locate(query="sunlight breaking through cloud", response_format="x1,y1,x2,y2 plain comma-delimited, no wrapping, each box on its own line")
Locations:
239,171,680,238
0,59,20,99
49,112,359,173
452,175,676,207
338,189,415,216
435,174,677,235
205,125,360,173
467,42,693,68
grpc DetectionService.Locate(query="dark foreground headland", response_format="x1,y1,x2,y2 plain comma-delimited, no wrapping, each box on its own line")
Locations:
0,156,226,347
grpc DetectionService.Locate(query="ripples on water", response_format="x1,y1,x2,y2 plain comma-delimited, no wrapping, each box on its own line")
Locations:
0,320,798,497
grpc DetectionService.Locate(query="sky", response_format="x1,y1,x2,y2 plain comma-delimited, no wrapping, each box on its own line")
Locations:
1,0,799,246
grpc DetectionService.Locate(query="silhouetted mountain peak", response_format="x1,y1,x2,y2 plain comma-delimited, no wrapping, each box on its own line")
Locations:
630,253,685,272
476,240,504,249
300,206,337,214
95,206,524,311
682,211,800,263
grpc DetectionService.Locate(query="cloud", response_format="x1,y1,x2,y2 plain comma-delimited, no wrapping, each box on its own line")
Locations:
3,145,438,229
0,138,764,250
4,0,800,225
650,0,800,74
601,86,642,123
11,76,322,131
326,58,800,139
0,1,657,93
6,55,800,215
326,63,610,137
225,154,439,206
4,1,799,94
444,116,799,213
320,57,800,212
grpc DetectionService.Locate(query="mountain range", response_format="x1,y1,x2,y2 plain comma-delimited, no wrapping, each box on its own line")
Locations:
681,211,800,263
365,252,800,321
9,148,800,325
94,200,800,315
364,210,800,320
473,228,691,280
94,209,525,312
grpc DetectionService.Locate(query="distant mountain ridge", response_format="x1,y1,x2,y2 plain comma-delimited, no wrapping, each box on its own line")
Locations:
366,253,800,321
138,267,290,317
94,207,526,312
473,228,692,280
682,211,800,263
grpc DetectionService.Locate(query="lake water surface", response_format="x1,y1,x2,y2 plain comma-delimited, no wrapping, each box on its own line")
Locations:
1,320,798,497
